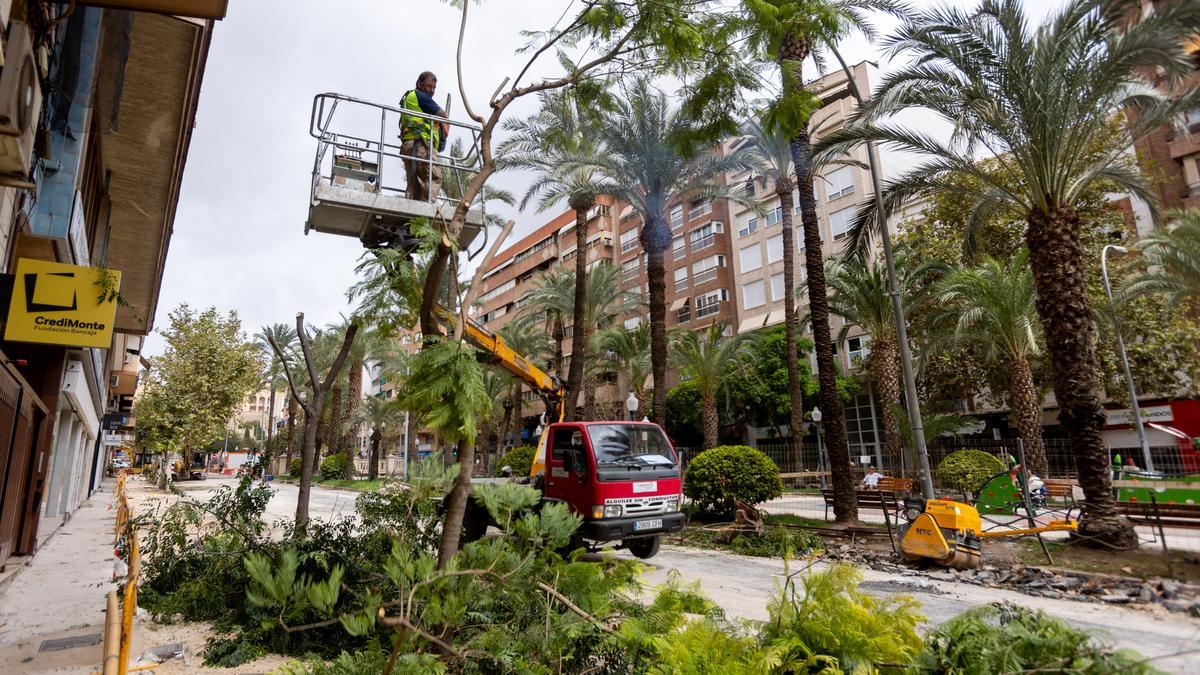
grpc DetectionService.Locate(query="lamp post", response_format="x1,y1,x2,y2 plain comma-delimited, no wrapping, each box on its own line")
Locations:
1101,244,1154,472
812,407,826,488
625,391,639,421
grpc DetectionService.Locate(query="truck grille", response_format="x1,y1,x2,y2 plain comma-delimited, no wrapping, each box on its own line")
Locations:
625,499,668,517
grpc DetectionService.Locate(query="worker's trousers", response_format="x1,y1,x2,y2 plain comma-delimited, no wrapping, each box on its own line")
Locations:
401,138,443,202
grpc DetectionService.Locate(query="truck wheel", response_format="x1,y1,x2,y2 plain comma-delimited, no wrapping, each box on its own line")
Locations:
626,535,660,560
461,501,489,544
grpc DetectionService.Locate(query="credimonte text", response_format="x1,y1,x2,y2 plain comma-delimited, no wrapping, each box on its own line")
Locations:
33,316,107,330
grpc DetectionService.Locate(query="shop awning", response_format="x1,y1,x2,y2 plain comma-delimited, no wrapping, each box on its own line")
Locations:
737,315,766,333
765,309,785,327
1148,422,1192,441
669,297,689,311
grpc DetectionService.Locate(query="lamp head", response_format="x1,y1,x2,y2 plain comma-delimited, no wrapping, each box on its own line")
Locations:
811,407,822,423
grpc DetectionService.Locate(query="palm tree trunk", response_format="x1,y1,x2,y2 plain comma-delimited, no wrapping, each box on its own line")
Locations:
872,337,903,472
583,370,598,421
266,386,277,452
701,392,719,450
778,183,807,470
498,386,515,452
565,197,596,422
1026,204,1135,548
330,382,345,459
793,128,857,524
1010,356,1049,478
552,314,565,381
438,438,475,568
368,430,381,481
645,236,669,427
345,358,363,461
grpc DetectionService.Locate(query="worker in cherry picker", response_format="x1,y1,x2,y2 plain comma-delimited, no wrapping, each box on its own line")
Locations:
400,71,449,201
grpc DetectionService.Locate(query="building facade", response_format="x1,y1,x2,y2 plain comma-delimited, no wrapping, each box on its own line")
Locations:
0,1,220,569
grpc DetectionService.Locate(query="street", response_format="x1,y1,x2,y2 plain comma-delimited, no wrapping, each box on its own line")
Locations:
175,477,1200,673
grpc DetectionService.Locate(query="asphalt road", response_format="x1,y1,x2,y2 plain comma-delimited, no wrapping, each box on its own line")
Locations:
179,477,1200,673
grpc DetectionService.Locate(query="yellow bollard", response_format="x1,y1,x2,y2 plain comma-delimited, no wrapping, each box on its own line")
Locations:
117,531,139,674
102,591,121,675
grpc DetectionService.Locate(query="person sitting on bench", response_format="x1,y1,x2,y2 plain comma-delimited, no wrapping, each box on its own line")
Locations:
862,466,884,489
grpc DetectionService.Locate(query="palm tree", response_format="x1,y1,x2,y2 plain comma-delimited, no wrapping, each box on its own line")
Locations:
588,79,753,425
929,251,1049,477
500,90,607,423
669,322,751,449
255,323,297,457
596,322,652,420
740,0,901,523
1123,210,1200,310
825,255,912,472
360,395,399,480
526,267,574,380
496,316,554,448
816,0,1200,546
341,325,387,463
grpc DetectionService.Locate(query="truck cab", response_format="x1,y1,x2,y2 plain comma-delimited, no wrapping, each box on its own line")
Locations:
539,421,684,558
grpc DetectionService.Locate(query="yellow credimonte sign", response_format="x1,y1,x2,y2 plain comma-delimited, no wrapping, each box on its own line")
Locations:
5,258,120,348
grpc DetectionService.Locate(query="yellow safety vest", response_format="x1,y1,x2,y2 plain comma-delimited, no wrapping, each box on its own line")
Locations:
400,90,441,147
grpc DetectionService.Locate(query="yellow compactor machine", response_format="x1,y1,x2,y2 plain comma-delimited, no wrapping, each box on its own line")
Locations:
899,497,1078,569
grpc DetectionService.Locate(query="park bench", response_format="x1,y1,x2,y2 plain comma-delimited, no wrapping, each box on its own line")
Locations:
1115,500,1200,530
820,486,904,522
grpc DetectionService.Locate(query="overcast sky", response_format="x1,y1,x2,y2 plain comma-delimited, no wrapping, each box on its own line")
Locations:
145,0,1071,357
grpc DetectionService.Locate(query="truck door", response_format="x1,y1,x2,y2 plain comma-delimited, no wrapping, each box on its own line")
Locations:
545,425,591,516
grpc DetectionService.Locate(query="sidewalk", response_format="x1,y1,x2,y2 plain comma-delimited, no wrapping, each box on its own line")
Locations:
0,480,119,671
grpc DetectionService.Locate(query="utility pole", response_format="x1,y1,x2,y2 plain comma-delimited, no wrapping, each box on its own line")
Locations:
1101,244,1154,472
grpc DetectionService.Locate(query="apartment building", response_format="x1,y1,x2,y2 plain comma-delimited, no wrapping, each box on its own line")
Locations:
1128,0,1200,210
473,196,623,435
722,62,887,461
0,1,221,569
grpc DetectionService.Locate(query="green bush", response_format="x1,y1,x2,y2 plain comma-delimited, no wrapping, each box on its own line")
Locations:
912,604,1155,674
495,445,536,477
289,457,302,477
684,445,782,515
320,453,351,480
937,449,1005,495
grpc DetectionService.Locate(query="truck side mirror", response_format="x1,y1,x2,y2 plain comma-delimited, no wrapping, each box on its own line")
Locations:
572,449,588,481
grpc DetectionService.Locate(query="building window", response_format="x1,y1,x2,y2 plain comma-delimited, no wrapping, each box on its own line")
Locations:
621,257,640,282
513,236,554,264
674,266,689,293
765,205,783,226
1186,108,1200,129
846,336,870,367
620,227,639,254
564,325,575,338
689,221,723,252
766,234,784,263
738,216,758,238
829,207,855,240
825,166,855,201
672,235,686,261
676,300,691,324
624,315,643,330
691,254,725,285
743,178,756,198
478,279,515,303
669,206,684,232
688,200,712,221
743,280,766,309
739,243,762,272
695,289,728,319
770,273,785,302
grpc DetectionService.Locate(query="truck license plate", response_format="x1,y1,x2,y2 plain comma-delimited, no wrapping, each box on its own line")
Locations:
633,518,662,531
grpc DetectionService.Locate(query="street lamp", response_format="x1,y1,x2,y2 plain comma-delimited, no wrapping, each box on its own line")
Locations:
811,407,826,488
1102,244,1154,472
625,391,639,421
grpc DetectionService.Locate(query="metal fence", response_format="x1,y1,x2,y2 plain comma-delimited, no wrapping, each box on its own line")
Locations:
678,439,1200,553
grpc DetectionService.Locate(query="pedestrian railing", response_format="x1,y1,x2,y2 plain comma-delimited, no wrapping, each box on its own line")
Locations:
103,471,143,675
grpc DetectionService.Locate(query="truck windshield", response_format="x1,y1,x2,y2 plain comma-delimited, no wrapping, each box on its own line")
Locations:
588,424,676,467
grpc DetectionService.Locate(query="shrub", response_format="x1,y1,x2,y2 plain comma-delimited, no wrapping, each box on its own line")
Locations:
289,457,302,477
319,453,351,481
938,449,1005,495
912,604,1154,673
495,445,536,477
684,445,782,515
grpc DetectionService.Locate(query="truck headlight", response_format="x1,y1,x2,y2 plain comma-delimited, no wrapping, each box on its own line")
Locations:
603,504,623,518
664,496,680,512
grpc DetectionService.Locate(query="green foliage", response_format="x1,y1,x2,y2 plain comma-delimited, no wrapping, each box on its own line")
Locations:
133,305,263,457
401,341,490,446
679,522,824,559
494,445,536,477
290,456,303,477
762,563,925,673
938,450,1006,494
319,454,351,480
665,380,704,448
912,603,1157,674
684,445,783,515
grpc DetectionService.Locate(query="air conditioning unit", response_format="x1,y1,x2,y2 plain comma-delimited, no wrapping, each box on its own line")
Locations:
0,20,42,183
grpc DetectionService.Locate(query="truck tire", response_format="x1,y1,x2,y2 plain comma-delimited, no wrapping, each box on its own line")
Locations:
626,535,660,560
461,500,490,544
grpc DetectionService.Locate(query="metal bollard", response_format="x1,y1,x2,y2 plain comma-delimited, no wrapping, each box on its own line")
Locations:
102,591,121,675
